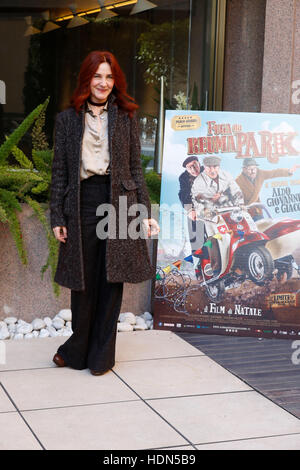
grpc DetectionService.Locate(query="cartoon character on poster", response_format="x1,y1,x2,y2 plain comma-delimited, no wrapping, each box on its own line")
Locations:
154,111,300,338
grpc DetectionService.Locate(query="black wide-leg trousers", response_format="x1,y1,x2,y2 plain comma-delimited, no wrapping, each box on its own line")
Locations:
57,174,123,373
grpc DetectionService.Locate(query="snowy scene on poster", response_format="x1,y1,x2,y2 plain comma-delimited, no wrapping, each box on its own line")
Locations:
153,110,300,339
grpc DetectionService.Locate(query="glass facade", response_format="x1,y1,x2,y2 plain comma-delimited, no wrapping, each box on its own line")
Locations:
0,0,224,161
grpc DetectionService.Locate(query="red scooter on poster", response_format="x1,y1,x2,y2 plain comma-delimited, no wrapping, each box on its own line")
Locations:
195,203,300,302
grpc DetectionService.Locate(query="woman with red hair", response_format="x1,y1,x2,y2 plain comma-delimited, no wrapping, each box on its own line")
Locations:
50,51,159,376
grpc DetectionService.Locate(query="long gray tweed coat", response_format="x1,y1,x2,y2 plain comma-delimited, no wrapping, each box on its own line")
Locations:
50,94,156,291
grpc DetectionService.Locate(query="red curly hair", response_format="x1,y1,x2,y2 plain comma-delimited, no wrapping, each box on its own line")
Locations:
70,51,138,117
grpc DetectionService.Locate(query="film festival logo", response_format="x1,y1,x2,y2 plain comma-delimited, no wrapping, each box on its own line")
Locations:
0,80,6,105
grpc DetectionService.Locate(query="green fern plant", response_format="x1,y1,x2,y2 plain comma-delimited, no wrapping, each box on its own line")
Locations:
31,97,49,151
0,103,44,165
10,144,34,170
0,188,26,263
0,97,60,296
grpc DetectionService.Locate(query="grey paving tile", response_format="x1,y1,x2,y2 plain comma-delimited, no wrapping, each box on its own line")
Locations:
0,412,42,450
22,401,188,450
115,331,204,361
196,433,300,450
0,337,66,371
114,356,250,399
147,392,300,444
0,367,137,411
0,385,15,413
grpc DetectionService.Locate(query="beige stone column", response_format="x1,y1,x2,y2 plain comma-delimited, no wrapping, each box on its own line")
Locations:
261,0,300,113
223,0,266,112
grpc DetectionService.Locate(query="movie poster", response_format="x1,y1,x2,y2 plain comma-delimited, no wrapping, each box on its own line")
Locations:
153,111,300,339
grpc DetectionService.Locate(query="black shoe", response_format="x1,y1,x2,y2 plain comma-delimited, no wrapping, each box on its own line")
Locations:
53,353,66,367
90,369,109,376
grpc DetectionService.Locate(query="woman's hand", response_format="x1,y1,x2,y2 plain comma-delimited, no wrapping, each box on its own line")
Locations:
187,209,197,221
289,164,300,175
142,218,160,237
53,226,68,243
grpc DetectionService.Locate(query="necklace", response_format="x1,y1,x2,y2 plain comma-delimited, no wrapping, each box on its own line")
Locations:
87,97,108,107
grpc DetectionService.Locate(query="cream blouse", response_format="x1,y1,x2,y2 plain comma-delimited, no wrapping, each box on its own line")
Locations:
80,102,110,181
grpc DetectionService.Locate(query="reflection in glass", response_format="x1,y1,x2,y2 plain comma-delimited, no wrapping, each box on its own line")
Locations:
0,0,216,160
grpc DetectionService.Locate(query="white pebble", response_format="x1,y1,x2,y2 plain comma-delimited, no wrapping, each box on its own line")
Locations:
24,333,34,339
119,312,136,325
16,323,33,335
4,317,17,325
39,328,50,338
43,317,52,327
57,309,72,322
134,324,148,331
62,328,72,337
66,321,72,329
52,318,65,330
31,318,46,330
56,329,64,336
47,326,58,337
32,331,39,338
7,323,16,333
14,333,24,340
142,311,153,321
135,317,148,329
117,322,134,332
136,316,147,324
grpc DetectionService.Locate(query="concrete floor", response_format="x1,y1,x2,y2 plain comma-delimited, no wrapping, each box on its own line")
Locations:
0,330,300,450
